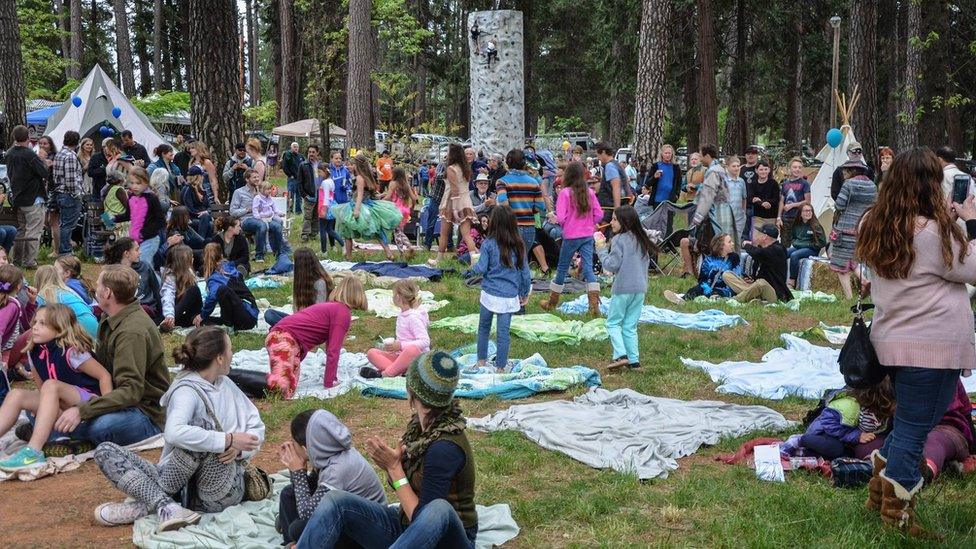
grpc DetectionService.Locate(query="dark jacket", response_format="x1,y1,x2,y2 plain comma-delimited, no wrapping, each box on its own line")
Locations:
180,185,209,217
123,142,152,166
750,178,781,219
5,145,48,207
646,161,684,204
743,241,792,301
298,160,319,200
212,231,251,277
87,152,110,196
282,150,305,179
831,164,875,201
132,259,163,316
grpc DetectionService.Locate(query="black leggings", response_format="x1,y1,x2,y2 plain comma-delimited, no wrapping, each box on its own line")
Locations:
276,484,309,544
203,286,258,330
174,285,203,328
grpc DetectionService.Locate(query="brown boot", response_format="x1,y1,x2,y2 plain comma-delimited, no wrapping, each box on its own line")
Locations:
878,471,941,539
586,284,602,317
540,284,562,311
865,450,886,512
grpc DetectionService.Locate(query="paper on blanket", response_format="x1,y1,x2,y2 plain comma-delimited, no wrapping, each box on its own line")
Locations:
0,421,163,482
754,444,785,482
683,334,976,400
133,473,520,549
366,288,449,318
230,348,369,400
469,387,794,480
360,352,601,400
559,295,747,331
430,313,607,345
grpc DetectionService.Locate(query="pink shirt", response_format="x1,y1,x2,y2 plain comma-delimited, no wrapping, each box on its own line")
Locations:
870,218,976,370
556,187,604,239
128,193,148,242
272,302,351,372
396,307,430,352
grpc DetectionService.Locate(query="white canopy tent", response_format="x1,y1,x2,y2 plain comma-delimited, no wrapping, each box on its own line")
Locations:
44,65,166,157
272,119,346,138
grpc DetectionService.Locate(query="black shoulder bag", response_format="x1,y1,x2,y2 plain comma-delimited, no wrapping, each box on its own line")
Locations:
837,266,887,389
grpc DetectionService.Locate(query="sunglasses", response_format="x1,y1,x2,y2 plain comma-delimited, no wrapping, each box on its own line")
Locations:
849,149,863,154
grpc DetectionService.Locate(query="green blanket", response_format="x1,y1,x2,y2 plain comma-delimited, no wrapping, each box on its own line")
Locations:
430,313,608,345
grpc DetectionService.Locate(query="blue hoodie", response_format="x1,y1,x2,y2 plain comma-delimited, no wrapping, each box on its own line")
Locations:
201,260,258,320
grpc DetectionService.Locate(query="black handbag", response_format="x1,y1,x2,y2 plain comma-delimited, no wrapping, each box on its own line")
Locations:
837,268,886,389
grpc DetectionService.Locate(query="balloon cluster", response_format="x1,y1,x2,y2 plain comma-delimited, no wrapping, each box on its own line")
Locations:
99,126,114,138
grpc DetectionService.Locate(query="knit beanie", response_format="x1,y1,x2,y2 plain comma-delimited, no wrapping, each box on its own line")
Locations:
406,351,459,408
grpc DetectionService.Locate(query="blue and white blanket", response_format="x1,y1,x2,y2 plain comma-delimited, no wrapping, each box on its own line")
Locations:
558,295,747,332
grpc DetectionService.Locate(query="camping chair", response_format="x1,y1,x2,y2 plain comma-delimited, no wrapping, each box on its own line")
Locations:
641,201,697,274
82,199,115,260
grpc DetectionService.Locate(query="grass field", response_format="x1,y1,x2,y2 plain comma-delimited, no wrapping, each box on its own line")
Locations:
11,178,975,546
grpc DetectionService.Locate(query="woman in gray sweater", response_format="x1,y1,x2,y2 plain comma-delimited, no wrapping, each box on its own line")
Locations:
829,161,877,298
596,205,653,371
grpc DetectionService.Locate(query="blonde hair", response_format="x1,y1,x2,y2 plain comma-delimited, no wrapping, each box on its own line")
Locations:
257,180,274,193
329,276,368,311
246,137,263,155
392,279,421,308
789,156,804,167
725,155,741,166
35,265,71,305
25,303,95,355
192,141,213,162
657,144,675,163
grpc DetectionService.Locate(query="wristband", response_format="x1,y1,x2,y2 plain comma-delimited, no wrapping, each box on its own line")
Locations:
226,433,234,451
392,477,409,490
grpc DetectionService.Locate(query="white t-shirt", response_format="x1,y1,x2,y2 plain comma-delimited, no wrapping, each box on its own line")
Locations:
319,177,336,219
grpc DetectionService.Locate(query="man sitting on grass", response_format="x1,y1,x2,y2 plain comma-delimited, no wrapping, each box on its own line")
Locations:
722,223,792,304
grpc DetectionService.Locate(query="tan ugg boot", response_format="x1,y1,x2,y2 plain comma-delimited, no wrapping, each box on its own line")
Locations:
865,450,886,512
878,471,941,540
586,283,602,317
540,283,563,311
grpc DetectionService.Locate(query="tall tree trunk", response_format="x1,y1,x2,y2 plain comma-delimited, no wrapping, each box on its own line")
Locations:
265,0,281,119
346,0,374,150
632,0,674,169
53,0,72,79
847,0,878,163
175,0,188,91
188,0,242,192
695,0,718,147
895,0,921,151
0,0,26,146
134,0,153,94
278,0,299,123
722,0,748,155
246,0,260,105
785,20,803,149
113,0,137,95
153,0,163,89
69,0,83,79
682,1,699,154
607,32,631,149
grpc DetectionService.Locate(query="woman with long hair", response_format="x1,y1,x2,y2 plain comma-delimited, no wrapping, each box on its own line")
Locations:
180,166,214,239
877,147,895,186
149,142,183,201
78,137,95,196
431,144,479,264
245,138,267,182
159,244,203,331
830,161,877,297
264,247,334,326
856,147,976,538
787,204,826,288
38,136,59,248
332,154,403,260
190,141,221,205
211,215,251,277
166,206,206,250
384,166,419,258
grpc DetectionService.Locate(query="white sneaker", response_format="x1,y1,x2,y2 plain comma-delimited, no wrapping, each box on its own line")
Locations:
94,500,150,526
156,503,201,533
663,290,684,305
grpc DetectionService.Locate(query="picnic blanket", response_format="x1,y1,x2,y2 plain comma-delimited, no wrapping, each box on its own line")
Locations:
0,419,163,482
469,387,794,479
133,473,520,549
244,276,285,290
366,288,449,318
558,295,747,331
791,322,851,345
691,290,836,311
230,348,369,400
430,313,607,345
682,334,976,400
352,261,445,281
360,343,600,400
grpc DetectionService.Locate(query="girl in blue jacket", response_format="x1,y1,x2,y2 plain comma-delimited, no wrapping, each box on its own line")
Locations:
197,243,258,331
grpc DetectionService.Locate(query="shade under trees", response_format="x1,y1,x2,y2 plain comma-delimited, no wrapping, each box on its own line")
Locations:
0,0,26,142
632,0,673,169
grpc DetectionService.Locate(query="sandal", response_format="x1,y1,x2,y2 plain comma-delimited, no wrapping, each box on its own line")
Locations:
606,356,629,373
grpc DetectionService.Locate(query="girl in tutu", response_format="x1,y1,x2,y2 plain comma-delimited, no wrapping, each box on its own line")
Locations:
431,144,480,264
332,154,403,260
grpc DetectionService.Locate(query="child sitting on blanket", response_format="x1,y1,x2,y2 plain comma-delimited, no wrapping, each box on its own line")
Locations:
0,304,112,471
0,264,34,398
264,247,334,327
664,233,741,304
797,379,894,461
361,279,431,379
197,243,259,332
276,409,386,544
266,277,368,395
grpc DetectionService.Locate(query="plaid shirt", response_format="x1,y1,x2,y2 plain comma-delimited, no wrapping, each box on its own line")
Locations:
52,146,83,196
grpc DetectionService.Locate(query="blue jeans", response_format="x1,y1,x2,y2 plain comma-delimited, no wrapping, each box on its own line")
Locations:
287,177,302,213
606,293,644,363
58,407,161,445
192,212,213,240
881,367,961,490
264,309,289,327
0,224,16,252
554,237,596,285
139,236,161,266
319,218,343,252
56,193,83,254
519,226,536,256
787,246,818,280
296,491,474,549
242,217,291,259
477,304,512,368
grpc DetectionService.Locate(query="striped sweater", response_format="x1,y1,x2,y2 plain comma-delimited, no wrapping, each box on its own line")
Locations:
496,170,545,226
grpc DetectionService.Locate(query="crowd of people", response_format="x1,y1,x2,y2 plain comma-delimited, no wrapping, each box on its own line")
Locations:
1,117,976,543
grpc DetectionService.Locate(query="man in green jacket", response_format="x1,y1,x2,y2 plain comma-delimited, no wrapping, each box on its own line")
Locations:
50,265,170,449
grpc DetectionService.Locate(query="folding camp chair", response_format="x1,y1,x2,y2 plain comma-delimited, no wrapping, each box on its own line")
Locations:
640,201,697,274
82,199,115,260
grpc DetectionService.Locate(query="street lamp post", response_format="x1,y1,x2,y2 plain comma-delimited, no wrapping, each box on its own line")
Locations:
830,15,842,128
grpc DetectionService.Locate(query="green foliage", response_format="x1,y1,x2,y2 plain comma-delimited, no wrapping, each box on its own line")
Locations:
244,101,279,129
548,116,586,134
131,91,191,118
373,0,431,55
18,0,68,94
56,80,81,101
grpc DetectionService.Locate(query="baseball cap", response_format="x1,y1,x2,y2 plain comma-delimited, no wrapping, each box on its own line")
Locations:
744,145,760,154
757,223,779,239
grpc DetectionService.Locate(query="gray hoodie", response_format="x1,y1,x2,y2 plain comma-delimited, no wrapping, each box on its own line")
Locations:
306,410,386,504
159,371,266,466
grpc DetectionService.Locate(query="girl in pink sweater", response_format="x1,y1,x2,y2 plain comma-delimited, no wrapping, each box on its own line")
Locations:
541,161,605,314
361,280,430,378
266,277,368,396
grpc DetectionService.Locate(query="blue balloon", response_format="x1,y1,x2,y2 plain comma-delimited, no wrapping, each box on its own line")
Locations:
71,96,82,107
99,126,114,137
826,128,843,148
112,106,122,118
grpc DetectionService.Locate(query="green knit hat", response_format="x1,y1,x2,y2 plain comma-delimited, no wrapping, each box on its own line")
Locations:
406,351,459,408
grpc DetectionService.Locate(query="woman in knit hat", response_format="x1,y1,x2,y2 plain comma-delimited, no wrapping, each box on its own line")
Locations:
297,351,478,548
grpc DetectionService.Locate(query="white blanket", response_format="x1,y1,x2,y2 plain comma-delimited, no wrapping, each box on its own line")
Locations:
230,348,369,400
366,288,449,318
469,388,794,480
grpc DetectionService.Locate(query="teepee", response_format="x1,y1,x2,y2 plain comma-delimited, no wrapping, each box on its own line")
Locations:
810,88,861,232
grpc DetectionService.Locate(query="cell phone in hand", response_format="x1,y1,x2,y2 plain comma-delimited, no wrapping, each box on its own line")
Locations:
953,174,970,204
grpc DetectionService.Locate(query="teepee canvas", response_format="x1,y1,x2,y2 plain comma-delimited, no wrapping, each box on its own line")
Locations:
809,89,862,231
43,65,166,157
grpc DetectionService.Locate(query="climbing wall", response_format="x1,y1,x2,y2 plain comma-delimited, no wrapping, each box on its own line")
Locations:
468,10,524,157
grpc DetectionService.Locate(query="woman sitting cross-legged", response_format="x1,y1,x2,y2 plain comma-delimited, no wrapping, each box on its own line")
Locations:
786,204,826,288
297,351,478,549
92,326,265,533
664,233,741,304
